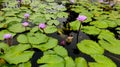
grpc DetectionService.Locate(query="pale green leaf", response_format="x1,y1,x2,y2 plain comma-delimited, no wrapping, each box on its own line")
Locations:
77,40,104,55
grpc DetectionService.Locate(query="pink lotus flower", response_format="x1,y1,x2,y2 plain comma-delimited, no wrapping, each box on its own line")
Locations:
24,13,30,18
39,23,46,29
77,15,87,22
70,0,74,3
3,34,12,39
22,22,29,27
99,0,104,3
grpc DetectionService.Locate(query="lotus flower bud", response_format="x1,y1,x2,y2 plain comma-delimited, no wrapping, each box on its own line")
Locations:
39,23,46,29
77,15,87,22
22,22,29,27
24,13,30,18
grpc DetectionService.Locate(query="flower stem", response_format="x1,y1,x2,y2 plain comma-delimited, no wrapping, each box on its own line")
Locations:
76,22,82,43
6,38,12,46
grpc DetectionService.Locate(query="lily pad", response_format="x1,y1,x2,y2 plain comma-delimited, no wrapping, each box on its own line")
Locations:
77,40,104,55
53,46,68,57
33,37,58,51
47,20,60,26
75,57,88,67
18,61,31,67
65,57,75,67
44,26,57,34
81,26,101,35
0,43,9,54
89,55,116,67
8,23,29,33
1,44,34,64
70,20,81,31
90,20,108,28
17,34,28,43
99,36,120,55
37,54,64,67
27,32,49,44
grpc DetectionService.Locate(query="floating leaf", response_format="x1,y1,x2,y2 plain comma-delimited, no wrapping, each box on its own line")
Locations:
53,46,68,57
33,37,58,51
44,26,57,34
27,33,49,44
0,30,15,40
75,57,88,67
1,44,34,64
89,55,116,67
90,20,108,28
57,12,68,18
30,26,39,33
38,53,64,67
8,23,29,33
65,57,75,67
98,30,115,39
70,20,81,31
77,40,104,55
17,34,28,43
81,26,101,35
0,43,9,54
47,20,60,26
99,36,120,54
18,61,31,67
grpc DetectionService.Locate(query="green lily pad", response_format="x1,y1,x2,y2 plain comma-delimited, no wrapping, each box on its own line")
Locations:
0,43,9,54
99,36,120,55
57,12,68,18
65,57,75,67
44,26,57,34
17,34,28,43
1,44,34,64
70,20,81,31
98,30,115,39
27,32,49,44
47,20,60,26
90,20,108,28
0,30,15,40
77,40,104,55
33,37,58,51
33,17,46,25
75,57,88,67
37,54,64,67
18,61,31,67
8,23,29,33
0,16,4,21
53,46,68,57
30,26,39,33
81,26,101,35
89,55,116,67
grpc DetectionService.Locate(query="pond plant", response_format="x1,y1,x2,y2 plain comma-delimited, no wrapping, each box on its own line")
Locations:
0,0,120,67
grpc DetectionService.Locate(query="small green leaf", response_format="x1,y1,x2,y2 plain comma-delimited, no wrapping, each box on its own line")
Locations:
90,20,108,28
44,26,57,34
1,44,34,64
18,61,31,67
33,37,58,51
47,20,60,26
17,34,28,43
27,33,49,44
65,57,75,67
98,30,115,39
77,40,104,55
89,55,116,67
53,46,68,57
81,26,101,35
75,57,88,67
99,36,120,55
37,55,64,64
8,23,27,33
70,20,81,31
0,43,9,54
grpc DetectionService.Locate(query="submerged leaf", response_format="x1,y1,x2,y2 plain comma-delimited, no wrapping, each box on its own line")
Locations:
77,40,104,55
